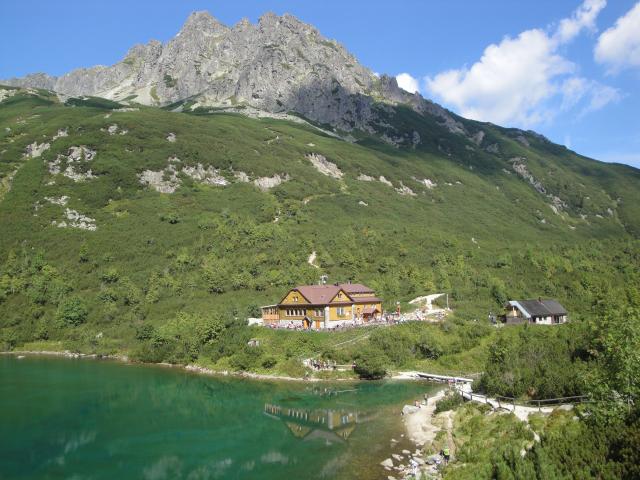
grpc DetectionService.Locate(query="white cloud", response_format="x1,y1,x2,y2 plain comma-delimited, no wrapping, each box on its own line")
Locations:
560,77,590,110
595,2,640,71
425,0,617,127
560,76,622,116
396,73,420,93
555,0,606,43
426,29,572,126
583,82,621,113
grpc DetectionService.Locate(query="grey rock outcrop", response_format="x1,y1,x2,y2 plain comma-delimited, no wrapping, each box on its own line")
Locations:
306,153,343,179
253,174,289,191
3,11,464,143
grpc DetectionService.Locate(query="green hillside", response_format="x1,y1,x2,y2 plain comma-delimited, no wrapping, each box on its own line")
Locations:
0,87,638,370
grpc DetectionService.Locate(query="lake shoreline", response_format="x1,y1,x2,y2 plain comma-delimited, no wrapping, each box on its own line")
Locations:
1,349,406,384
0,349,327,382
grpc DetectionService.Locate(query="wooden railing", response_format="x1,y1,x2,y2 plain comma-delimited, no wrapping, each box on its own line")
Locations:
462,391,590,412
414,371,482,382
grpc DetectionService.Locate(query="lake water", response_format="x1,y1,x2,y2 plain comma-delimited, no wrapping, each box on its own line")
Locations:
0,356,439,480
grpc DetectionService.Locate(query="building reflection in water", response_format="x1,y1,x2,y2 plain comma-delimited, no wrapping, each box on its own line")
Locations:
264,403,363,443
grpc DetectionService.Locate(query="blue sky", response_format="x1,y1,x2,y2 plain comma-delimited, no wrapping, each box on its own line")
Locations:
1,0,639,167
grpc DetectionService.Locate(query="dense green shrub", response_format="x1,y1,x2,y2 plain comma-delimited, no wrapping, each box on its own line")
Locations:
100,268,120,284
56,297,88,327
261,356,277,369
353,348,388,379
441,402,640,480
416,335,443,359
369,327,415,365
229,346,263,371
246,303,261,318
1,329,18,350
435,391,464,413
279,358,307,378
131,340,173,363
135,324,155,341
78,242,89,263
478,325,586,399
283,335,319,359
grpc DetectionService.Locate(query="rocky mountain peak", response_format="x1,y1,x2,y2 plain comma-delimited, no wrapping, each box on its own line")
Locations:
5,72,56,91
125,40,162,61
257,12,311,32
180,10,227,34
234,17,253,31
2,10,465,144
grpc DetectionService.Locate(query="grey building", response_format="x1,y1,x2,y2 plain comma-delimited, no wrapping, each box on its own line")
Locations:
502,299,568,325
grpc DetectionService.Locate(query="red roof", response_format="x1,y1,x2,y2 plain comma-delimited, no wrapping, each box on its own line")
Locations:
290,285,343,305
352,296,382,304
279,283,377,306
362,306,380,315
338,283,375,294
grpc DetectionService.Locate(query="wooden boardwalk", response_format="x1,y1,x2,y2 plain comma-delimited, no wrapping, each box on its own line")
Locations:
454,383,588,420
415,372,475,383
401,370,587,420
396,371,475,384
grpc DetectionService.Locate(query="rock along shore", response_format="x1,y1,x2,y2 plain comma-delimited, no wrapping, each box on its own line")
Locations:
379,388,449,479
0,350,356,383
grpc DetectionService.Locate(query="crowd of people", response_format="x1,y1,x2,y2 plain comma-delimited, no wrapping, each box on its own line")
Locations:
264,314,412,332
302,358,339,371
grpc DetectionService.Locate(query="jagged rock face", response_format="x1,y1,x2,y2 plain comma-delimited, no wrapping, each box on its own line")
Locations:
4,11,462,138
5,73,56,91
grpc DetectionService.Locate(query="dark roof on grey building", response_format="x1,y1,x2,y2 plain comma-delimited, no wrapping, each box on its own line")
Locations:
517,299,567,317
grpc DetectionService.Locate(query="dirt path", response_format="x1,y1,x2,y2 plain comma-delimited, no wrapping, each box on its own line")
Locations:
307,251,319,268
403,389,447,446
455,383,571,421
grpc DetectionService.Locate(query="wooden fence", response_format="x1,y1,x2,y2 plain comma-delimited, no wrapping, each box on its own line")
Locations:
462,391,590,412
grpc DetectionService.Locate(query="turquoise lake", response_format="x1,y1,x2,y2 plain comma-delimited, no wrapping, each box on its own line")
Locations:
0,356,439,479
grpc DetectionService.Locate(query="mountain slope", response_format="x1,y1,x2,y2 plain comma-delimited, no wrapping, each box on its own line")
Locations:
0,87,638,349
5,11,636,229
